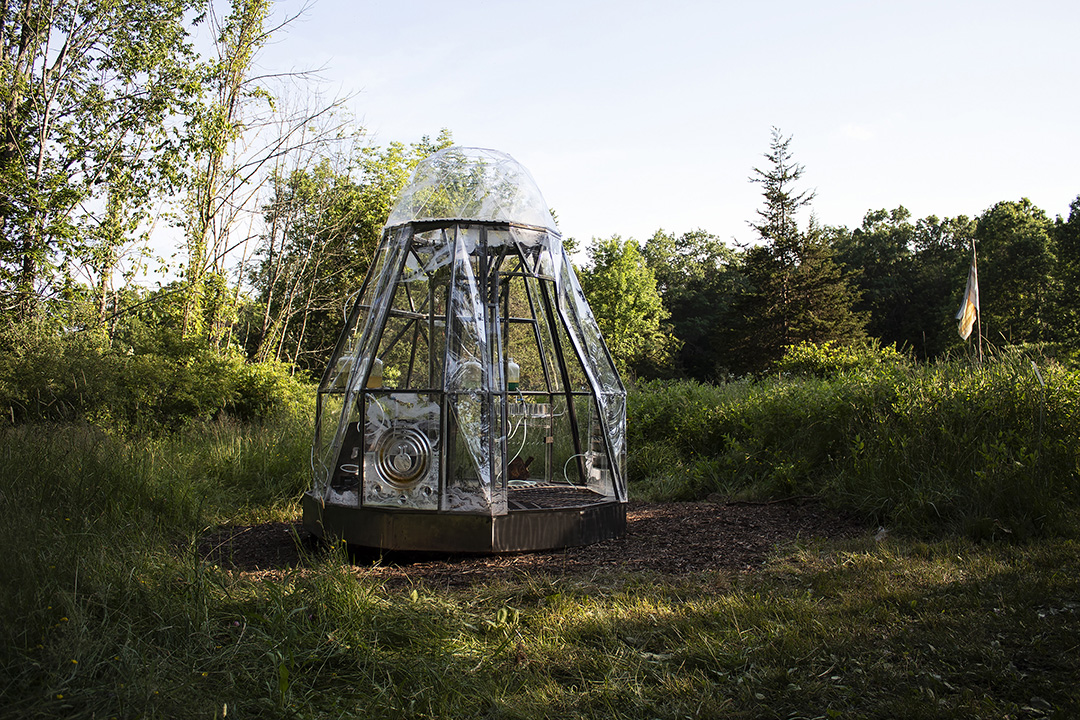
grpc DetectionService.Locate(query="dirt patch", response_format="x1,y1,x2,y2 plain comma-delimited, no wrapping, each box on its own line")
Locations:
199,499,867,586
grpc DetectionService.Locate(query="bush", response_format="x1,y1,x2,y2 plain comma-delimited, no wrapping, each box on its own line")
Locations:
627,352,1080,538
775,339,908,378
0,321,312,431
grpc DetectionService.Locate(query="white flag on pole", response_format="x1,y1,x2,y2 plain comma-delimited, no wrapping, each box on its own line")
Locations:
956,253,979,341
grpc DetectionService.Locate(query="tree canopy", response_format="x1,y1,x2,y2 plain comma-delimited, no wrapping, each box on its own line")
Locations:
578,236,676,378
1,2,1077,393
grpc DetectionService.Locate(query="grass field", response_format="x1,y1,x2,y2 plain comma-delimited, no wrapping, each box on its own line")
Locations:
2,352,1079,718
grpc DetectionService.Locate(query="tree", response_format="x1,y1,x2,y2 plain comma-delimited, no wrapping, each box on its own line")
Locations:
974,198,1055,345
179,0,354,351
736,128,865,372
0,0,202,322
748,127,815,254
642,228,743,379
1053,195,1080,344
249,132,453,370
904,213,976,357
578,235,677,378
832,207,917,348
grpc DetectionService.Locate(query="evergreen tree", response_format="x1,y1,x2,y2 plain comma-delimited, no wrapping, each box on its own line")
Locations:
736,128,865,372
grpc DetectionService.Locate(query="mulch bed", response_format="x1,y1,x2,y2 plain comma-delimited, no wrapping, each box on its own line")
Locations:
199,499,868,586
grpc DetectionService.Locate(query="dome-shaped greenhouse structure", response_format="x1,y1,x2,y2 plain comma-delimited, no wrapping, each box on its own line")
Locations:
303,147,627,552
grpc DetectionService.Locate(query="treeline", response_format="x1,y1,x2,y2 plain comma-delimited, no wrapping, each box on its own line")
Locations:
0,0,450,362
2,1,1078,428
581,129,1080,380
0,0,454,425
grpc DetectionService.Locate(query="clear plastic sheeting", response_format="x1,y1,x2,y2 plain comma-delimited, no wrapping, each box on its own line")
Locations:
312,147,626,520
387,147,556,231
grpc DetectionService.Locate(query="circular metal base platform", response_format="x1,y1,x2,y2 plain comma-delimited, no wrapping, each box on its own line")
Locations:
302,489,626,553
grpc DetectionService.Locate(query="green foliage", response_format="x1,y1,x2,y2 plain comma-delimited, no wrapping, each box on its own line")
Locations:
975,198,1056,344
0,414,313,717
642,228,744,380
1053,195,1080,343
0,0,203,320
749,126,815,248
776,339,908,378
0,320,310,431
251,131,454,371
735,130,866,373
3,415,1079,717
578,235,678,378
831,207,916,343
628,353,1080,538
830,207,979,359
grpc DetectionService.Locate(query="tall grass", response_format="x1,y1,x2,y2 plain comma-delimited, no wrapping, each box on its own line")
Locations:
0,413,313,719
628,348,1080,538
2,351,1079,718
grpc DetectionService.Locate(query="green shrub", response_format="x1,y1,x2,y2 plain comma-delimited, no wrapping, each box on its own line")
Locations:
628,352,1080,538
0,321,312,431
775,339,908,378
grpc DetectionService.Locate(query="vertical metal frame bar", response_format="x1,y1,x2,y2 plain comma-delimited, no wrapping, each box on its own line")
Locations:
538,278,587,484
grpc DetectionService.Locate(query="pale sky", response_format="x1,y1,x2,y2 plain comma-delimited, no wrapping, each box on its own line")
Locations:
254,0,1079,247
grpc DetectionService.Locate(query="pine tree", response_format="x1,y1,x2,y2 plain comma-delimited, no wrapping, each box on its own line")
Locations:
735,128,865,372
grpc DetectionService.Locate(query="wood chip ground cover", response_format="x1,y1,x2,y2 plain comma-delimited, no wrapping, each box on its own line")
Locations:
199,499,867,584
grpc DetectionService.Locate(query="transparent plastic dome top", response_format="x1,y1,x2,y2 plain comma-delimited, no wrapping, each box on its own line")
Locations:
386,147,556,230
303,146,627,553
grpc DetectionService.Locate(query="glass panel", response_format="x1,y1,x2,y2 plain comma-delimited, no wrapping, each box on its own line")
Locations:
324,399,362,507
490,396,506,515
558,252,621,394
553,244,627,501
445,392,490,511
580,394,617,499
500,257,551,395
322,227,413,491
408,230,451,390
506,395,554,486
525,275,561,393
549,394,586,486
385,147,556,231
602,390,628,500
550,295,589,393
375,313,414,390
318,241,388,394
410,228,456,276
505,319,545,393
313,391,345,495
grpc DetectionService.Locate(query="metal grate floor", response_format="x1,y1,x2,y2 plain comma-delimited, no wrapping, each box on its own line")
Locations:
507,483,608,510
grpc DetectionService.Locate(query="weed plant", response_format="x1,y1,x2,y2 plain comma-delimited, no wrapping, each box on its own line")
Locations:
3,428,1078,720
3,343,1079,718
0,320,311,431
629,346,1080,538
0,412,313,718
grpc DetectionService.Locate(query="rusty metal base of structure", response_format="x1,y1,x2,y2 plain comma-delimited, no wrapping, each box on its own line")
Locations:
301,488,626,553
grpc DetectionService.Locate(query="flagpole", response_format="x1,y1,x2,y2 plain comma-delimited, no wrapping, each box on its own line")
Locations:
973,239,983,364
